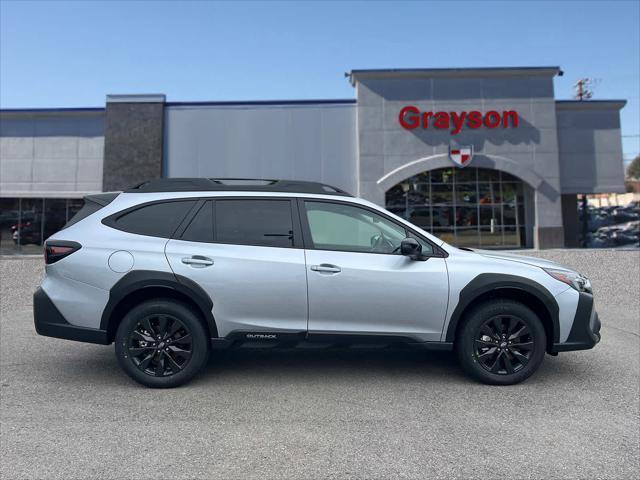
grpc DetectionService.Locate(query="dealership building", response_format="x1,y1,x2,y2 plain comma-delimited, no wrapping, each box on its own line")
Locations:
0,66,627,253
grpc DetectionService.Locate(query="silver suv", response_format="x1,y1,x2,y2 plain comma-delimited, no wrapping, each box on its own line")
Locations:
34,179,600,388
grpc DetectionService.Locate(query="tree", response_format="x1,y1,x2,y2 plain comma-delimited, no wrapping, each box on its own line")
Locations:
627,155,640,180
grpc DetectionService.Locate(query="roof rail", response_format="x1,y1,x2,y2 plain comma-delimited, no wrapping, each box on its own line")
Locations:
125,178,353,196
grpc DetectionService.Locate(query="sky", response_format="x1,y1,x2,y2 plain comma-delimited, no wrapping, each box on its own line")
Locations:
1,0,639,163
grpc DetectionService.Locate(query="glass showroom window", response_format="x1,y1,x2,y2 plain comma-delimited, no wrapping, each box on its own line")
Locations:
385,167,526,248
0,198,85,255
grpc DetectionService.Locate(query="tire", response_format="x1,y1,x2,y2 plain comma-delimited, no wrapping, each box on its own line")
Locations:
115,299,209,388
455,299,546,385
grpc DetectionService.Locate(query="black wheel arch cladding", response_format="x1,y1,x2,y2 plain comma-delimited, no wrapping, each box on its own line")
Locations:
445,273,560,344
101,270,218,341
552,291,600,352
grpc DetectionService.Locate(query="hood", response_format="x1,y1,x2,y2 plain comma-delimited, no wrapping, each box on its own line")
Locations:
468,249,568,270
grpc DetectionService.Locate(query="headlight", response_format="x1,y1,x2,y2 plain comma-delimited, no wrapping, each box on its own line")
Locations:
544,268,592,293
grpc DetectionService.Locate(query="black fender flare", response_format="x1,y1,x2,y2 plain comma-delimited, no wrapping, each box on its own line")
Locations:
444,273,560,344
100,270,217,338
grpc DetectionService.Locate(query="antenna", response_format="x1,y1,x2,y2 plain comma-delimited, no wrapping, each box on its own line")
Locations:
573,78,597,100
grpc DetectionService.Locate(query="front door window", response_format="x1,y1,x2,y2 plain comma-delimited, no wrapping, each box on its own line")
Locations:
305,201,410,254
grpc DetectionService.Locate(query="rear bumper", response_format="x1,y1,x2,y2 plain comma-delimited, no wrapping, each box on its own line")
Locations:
33,288,109,345
552,292,601,353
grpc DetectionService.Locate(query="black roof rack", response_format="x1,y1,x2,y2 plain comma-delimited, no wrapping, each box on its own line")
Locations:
125,178,353,196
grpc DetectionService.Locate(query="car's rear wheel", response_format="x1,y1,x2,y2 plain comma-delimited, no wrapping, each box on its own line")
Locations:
455,299,546,385
115,299,209,388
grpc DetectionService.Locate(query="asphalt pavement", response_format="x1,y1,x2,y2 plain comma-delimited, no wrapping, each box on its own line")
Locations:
1,250,639,479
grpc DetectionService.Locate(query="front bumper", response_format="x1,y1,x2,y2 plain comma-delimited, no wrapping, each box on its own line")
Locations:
552,292,601,353
33,288,109,345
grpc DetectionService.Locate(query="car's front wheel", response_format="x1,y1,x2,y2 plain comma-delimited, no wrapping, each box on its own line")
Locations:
115,299,209,388
455,299,546,385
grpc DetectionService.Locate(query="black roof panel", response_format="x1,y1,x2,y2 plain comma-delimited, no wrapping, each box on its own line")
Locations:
125,178,353,196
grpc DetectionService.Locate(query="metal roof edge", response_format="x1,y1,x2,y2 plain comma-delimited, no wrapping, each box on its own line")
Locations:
347,66,562,85
106,94,166,103
0,107,105,114
166,99,356,107
555,100,627,110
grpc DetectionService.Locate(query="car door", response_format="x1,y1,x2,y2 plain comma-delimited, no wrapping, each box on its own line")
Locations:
165,198,308,338
301,199,449,342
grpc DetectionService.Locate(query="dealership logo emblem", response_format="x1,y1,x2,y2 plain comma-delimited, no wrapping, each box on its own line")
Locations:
449,145,474,168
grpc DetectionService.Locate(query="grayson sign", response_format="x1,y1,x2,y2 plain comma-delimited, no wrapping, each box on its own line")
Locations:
398,106,519,134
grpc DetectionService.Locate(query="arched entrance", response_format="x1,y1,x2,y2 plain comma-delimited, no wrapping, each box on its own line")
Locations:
385,167,529,248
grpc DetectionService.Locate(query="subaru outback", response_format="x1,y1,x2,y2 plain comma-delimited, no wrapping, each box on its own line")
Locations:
34,178,600,387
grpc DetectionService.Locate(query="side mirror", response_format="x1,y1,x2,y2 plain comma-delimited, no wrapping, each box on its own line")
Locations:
400,237,424,260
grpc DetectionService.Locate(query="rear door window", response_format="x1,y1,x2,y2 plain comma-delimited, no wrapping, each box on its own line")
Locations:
110,200,196,238
215,199,294,247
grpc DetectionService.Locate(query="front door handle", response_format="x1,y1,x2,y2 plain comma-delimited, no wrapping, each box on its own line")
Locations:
311,264,341,274
181,255,214,268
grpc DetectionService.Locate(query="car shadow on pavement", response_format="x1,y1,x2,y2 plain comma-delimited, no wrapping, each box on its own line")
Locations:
199,348,465,383
35,343,588,388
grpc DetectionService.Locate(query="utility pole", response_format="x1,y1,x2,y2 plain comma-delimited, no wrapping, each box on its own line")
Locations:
574,78,594,101
581,194,589,247
575,77,594,247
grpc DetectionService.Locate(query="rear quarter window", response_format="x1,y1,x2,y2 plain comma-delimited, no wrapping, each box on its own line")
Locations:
106,200,196,238
63,193,120,229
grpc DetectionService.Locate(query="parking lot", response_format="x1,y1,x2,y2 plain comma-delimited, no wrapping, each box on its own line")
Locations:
1,250,639,479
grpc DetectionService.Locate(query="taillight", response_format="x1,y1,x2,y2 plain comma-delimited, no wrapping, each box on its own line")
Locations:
44,241,81,264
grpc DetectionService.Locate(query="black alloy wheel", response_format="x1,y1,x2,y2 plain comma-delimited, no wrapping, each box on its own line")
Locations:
115,299,209,388
456,299,546,385
474,315,534,375
127,315,193,377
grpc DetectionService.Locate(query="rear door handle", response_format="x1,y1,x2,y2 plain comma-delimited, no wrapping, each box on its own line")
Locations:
310,264,341,274
181,255,214,267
